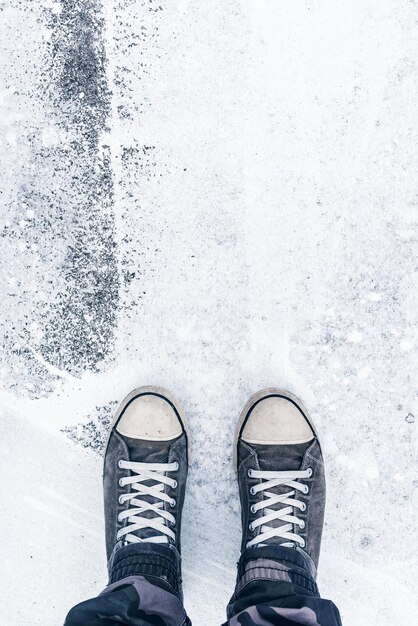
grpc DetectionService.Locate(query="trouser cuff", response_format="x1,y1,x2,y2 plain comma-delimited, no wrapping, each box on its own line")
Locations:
235,545,319,597
108,543,182,596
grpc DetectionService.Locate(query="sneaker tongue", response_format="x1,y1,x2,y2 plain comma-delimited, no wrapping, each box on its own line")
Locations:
253,440,313,545
124,437,172,464
255,441,312,472
122,437,173,543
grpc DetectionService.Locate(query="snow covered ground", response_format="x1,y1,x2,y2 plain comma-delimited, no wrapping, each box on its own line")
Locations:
0,1,417,624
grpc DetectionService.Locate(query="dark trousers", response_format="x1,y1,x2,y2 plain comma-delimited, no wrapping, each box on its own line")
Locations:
64,544,343,626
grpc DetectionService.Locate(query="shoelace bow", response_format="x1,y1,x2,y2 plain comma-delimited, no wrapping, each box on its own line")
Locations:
246,467,312,549
117,460,179,544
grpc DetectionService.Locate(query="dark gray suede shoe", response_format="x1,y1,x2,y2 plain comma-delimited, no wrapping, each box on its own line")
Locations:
236,388,325,569
103,386,188,562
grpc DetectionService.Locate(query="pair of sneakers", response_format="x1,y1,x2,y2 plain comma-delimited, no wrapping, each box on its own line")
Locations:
104,386,325,572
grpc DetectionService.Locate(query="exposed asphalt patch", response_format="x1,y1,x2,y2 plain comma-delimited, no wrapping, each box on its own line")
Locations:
40,0,119,376
0,0,119,397
62,399,118,454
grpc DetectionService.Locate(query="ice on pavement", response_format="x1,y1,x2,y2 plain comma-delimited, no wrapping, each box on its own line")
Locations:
0,1,417,625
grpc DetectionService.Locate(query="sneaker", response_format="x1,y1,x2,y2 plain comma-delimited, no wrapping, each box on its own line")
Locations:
103,386,188,560
236,388,325,568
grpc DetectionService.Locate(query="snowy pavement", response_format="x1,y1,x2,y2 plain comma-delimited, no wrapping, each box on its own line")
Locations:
0,1,417,625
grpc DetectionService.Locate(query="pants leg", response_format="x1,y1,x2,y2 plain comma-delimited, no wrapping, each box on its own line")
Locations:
225,546,342,626
64,543,190,626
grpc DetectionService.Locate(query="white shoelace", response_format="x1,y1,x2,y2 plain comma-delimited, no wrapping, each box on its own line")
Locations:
246,467,312,549
117,460,179,544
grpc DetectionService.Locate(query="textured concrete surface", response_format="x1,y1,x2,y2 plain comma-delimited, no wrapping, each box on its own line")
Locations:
0,1,417,625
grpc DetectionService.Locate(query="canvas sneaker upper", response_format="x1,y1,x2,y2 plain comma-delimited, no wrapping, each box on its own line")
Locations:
103,387,188,561
236,389,325,569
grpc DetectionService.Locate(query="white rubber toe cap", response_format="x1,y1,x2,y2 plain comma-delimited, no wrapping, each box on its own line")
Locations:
241,395,314,445
116,393,183,441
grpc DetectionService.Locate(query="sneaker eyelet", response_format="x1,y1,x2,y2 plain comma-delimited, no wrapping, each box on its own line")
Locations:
118,460,123,469
118,479,124,487
250,504,256,514
172,480,178,489
173,462,179,471
301,503,306,512
118,496,124,505
249,523,254,532
300,539,306,548
299,520,305,529
170,498,176,508
303,485,309,495
250,486,256,496
306,467,313,477
247,469,254,478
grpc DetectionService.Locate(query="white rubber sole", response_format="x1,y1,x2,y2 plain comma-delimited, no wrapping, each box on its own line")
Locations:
233,387,318,472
